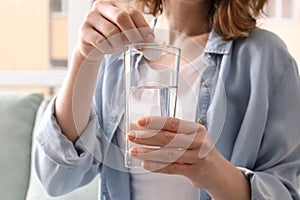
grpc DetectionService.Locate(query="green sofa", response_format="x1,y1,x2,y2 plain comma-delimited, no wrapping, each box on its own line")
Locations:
0,93,99,200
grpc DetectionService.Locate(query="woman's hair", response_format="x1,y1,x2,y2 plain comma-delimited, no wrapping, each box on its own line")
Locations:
134,0,269,40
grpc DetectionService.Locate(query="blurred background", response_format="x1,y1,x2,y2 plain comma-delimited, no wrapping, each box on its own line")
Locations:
0,0,299,98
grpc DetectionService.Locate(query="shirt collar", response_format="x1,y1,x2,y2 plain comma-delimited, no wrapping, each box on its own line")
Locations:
204,29,233,55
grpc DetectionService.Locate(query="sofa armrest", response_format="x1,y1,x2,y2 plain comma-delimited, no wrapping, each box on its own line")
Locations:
0,92,44,200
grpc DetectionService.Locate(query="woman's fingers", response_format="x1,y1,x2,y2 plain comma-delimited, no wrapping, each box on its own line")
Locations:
78,0,154,59
130,147,201,164
79,24,111,59
94,1,153,44
137,116,206,134
129,116,215,161
128,130,201,149
86,12,123,51
122,6,155,42
129,116,207,149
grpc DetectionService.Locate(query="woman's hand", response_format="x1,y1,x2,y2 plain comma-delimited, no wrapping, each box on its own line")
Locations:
77,0,155,61
127,116,250,200
127,116,217,188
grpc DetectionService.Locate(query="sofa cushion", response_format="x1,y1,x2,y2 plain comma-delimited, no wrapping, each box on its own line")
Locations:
0,92,43,200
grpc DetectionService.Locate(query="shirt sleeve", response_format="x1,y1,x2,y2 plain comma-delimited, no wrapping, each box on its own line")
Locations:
239,61,300,200
34,97,103,197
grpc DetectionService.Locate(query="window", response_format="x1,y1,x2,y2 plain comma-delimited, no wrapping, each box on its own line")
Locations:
50,0,68,16
50,0,68,67
264,0,296,20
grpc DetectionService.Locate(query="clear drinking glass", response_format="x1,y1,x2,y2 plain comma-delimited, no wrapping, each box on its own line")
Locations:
124,43,181,168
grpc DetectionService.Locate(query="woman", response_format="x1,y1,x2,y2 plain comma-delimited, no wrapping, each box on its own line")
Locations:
35,0,300,199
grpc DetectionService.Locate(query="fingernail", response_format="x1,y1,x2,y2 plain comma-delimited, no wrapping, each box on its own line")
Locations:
142,161,148,169
146,33,155,42
130,148,138,156
138,117,148,126
127,131,136,141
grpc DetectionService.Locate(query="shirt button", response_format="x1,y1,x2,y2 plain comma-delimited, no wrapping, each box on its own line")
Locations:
198,118,205,125
202,82,209,88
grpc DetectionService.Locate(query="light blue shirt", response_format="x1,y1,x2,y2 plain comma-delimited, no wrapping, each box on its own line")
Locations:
35,28,300,200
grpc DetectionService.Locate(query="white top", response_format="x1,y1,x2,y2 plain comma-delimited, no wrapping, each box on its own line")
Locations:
120,55,205,200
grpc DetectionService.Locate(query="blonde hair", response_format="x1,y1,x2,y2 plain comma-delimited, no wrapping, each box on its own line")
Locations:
134,0,268,40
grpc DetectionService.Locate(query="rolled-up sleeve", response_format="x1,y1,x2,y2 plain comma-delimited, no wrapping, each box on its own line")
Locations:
34,98,102,197
238,167,299,200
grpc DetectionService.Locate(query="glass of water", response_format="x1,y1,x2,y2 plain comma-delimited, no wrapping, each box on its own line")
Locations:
124,43,181,168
